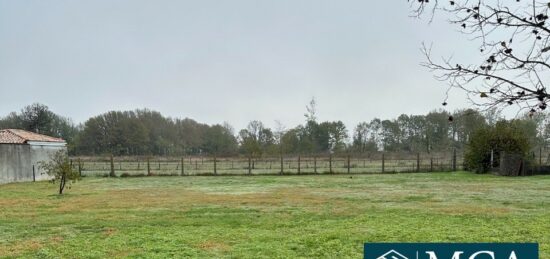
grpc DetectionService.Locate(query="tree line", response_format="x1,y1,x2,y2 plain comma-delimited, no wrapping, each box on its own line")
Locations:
1,102,549,157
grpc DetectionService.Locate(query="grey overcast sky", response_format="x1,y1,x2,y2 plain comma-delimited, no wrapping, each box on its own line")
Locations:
0,0,480,131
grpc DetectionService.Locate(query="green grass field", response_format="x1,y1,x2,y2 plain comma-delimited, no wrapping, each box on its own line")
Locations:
1,172,549,258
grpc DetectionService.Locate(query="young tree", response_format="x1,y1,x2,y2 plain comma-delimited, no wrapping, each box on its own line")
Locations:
39,150,80,195
273,120,287,154
412,1,550,114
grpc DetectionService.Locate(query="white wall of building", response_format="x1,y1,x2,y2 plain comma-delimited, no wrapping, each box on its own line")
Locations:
0,143,66,184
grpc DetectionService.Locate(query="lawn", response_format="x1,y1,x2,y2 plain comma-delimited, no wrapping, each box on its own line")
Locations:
0,172,549,258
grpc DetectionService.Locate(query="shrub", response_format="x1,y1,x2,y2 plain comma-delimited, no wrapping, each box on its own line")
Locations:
464,120,531,173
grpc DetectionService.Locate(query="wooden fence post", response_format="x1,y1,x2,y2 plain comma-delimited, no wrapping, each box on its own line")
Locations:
248,156,252,175
329,154,333,174
540,147,542,166
382,153,385,173
298,156,301,174
416,153,420,172
147,158,151,176
347,155,351,174
490,149,494,168
110,155,115,177
430,157,433,172
78,158,82,177
280,154,284,175
314,156,317,174
452,148,457,171
214,156,217,175
32,165,35,182
181,157,189,176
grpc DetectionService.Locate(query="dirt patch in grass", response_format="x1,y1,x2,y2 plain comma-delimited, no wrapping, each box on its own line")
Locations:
0,198,42,208
103,227,118,237
0,199,29,207
434,204,513,215
49,236,64,244
308,187,515,216
49,185,514,217
196,240,231,252
51,187,344,214
0,239,43,257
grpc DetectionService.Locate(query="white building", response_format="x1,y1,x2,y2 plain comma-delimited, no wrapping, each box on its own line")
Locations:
0,129,66,184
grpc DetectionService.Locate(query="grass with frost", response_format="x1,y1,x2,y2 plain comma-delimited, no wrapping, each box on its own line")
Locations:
0,172,549,258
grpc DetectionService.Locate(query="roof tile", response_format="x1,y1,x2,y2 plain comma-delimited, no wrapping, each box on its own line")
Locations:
0,129,65,144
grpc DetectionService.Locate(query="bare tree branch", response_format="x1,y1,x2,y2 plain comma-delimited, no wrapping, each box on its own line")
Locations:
411,0,550,115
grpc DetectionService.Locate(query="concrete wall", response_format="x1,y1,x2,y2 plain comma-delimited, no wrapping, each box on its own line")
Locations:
30,145,65,181
0,144,32,184
0,143,65,184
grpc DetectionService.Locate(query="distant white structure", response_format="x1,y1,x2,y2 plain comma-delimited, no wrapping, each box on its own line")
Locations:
0,129,66,184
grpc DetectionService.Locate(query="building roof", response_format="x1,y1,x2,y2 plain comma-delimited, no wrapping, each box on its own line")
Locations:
0,129,66,144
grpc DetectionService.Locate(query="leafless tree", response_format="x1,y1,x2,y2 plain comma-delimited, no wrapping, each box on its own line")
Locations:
411,0,550,116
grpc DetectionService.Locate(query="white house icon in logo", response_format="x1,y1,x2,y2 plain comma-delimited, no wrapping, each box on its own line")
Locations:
377,249,408,259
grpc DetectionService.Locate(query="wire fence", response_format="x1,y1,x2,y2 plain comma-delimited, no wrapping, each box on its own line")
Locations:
70,152,464,177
